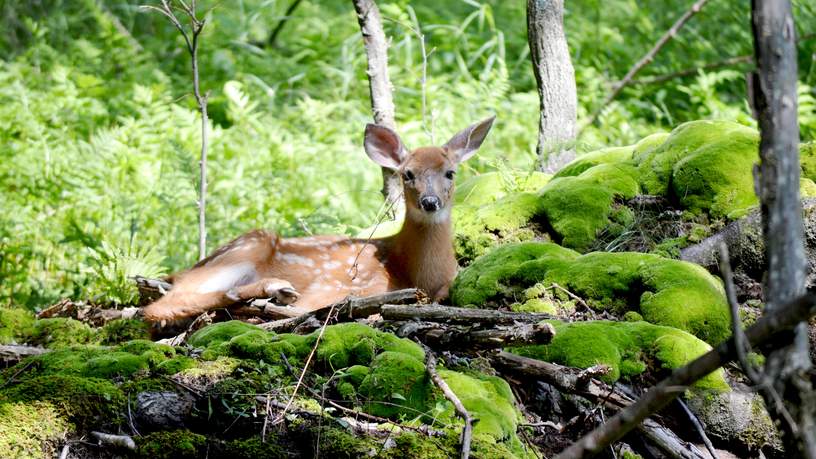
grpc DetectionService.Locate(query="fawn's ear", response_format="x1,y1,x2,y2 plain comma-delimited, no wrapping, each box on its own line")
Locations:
444,116,496,164
364,124,407,170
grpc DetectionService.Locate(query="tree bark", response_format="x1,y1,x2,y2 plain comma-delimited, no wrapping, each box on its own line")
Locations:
380,304,553,325
750,0,816,455
527,0,577,173
352,0,402,208
391,321,555,350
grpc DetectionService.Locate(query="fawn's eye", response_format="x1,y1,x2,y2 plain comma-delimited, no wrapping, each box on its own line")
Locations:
445,170,455,180
403,170,415,181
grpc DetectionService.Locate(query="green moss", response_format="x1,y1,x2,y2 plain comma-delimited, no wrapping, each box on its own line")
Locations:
0,375,125,427
801,178,816,197
554,145,635,178
450,242,579,307
317,322,424,370
29,318,97,348
452,242,730,343
137,430,207,459
0,308,36,344
99,319,150,344
623,311,643,322
636,120,760,218
440,370,534,458
0,401,73,459
358,351,434,419
539,163,641,251
188,320,260,348
511,320,728,391
221,436,286,459
511,298,557,314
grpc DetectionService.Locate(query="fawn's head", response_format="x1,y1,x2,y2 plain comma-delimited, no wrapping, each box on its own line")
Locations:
364,117,495,224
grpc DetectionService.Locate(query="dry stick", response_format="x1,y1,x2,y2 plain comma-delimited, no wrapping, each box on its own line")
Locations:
90,431,136,451
552,293,816,459
393,321,556,350
581,0,711,132
676,399,717,459
143,1,209,260
492,353,707,459
423,347,472,459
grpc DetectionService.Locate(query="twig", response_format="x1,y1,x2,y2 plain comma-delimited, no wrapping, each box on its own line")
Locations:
58,443,70,459
581,0,711,132
143,1,210,260
676,399,717,459
267,0,303,47
90,431,136,451
552,293,816,458
423,346,472,459
0,345,49,363
718,243,761,383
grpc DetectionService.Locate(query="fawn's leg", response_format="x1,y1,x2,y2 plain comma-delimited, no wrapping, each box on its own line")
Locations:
225,278,299,304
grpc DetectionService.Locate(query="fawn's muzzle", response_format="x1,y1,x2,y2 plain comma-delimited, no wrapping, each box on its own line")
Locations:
420,196,442,212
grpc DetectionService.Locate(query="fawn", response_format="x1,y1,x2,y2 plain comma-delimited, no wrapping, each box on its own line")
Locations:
142,117,495,324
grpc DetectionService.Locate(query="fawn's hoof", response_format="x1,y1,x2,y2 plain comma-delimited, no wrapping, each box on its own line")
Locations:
264,280,299,305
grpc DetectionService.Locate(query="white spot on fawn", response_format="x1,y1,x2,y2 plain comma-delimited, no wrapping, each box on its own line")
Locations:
197,262,257,294
280,253,316,267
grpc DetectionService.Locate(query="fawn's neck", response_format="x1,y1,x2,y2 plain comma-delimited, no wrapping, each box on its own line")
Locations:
387,211,457,299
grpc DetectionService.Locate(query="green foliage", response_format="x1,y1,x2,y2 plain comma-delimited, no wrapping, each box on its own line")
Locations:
0,308,36,344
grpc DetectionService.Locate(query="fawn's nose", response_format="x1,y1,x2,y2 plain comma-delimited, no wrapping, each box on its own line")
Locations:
420,196,442,212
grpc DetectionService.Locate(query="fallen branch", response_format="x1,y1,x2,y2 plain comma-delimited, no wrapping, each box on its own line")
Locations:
392,321,555,350
552,293,816,458
380,304,552,325
90,431,136,451
424,347,472,459
492,352,707,459
260,288,423,333
0,345,49,363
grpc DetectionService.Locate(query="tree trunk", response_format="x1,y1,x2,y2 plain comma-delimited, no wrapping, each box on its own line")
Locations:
750,0,816,455
352,0,402,209
527,0,577,173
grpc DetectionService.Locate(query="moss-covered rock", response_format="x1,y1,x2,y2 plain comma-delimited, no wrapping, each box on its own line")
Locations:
99,318,151,344
539,163,641,250
188,320,261,348
0,401,73,459
28,318,97,348
440,370,534,458
799,141,816,182
0,308,36,344
137,429,208,459
510,320,728,391
453,171,552,261
452,242,730,343
0,375,125,428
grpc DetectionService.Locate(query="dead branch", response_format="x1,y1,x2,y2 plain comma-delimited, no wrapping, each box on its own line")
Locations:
492,352,707,459
0,345,49,363
424,347,472,459
352,0,401,207
392,321,555,350
90,431,136,451
260,288,423,333
380,304,553,325
582,0,711,131
552,293,816,458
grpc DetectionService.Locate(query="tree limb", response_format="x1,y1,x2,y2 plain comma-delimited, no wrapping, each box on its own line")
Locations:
380,304,553,325
392,321,555,350
424,347,472,459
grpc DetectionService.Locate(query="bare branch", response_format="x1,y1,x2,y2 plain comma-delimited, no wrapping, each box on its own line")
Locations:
423,347,472,459
581,0,711,132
